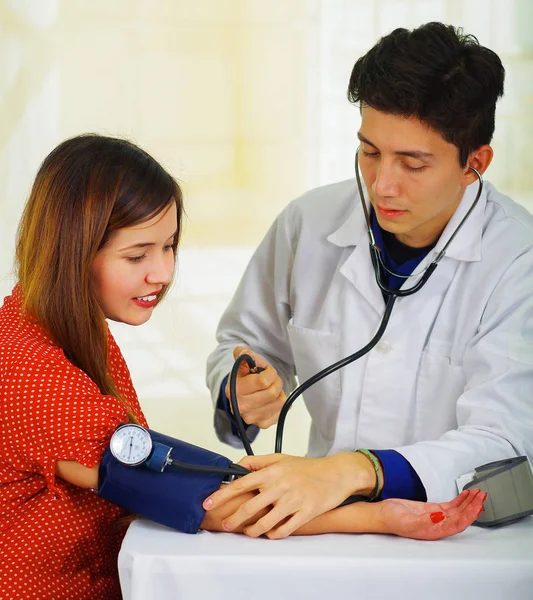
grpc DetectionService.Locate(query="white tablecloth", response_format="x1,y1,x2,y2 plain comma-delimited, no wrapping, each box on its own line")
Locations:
119,516,533,600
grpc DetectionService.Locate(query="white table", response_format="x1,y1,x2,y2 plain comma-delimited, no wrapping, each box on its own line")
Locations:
119,516,533,600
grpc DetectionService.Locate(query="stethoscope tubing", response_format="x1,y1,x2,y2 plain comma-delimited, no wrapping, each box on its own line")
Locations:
137,155,484,495
274,294,396,453
230,149,484,455
151,157,484,485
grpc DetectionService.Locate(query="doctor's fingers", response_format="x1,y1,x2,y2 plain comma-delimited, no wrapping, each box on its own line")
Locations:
236,453,288,471
244,504,309,539
230,387,285,427
220,471,334,536
241,483,332,539
220,481,316,537
203,468,272,510
225,364,282,398
246,392,286,429
262,512,313,540
232,346,271,370
240,365,283,395
221,488,289,534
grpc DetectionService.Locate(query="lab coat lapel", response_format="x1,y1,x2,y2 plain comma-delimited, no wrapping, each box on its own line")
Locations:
383,179,488,373
327,201,385,315
393,179,487,297
432,178,486,262
382,181,487,344
340,241,385,314
326,179,486,316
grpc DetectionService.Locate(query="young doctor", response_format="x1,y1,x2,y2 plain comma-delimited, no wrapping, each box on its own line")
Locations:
204,22,533,539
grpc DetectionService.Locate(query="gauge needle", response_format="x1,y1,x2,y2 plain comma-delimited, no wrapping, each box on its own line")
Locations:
128,436,133,459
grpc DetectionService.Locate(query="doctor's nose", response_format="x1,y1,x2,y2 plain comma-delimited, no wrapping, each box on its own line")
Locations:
372,162,400,198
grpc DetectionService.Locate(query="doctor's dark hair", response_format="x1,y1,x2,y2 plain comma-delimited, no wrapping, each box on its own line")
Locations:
16,134,183,418
347,22,505,166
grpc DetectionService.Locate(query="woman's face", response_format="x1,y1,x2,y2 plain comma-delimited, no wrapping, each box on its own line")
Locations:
92,202,177,325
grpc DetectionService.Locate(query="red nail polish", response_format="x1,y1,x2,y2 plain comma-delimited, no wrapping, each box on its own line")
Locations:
430,511,445,524
477,506,484,516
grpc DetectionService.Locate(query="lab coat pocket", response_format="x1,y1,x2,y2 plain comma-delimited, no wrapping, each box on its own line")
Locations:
286,319,341,449
415,343,466,440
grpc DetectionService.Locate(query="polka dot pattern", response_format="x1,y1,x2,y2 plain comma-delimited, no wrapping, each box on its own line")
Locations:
0,286,148,599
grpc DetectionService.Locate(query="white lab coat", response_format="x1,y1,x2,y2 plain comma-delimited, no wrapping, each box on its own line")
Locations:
206,178,533,501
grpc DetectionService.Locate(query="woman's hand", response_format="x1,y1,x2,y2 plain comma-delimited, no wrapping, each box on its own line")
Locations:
376,488,486,540
202,452,376,539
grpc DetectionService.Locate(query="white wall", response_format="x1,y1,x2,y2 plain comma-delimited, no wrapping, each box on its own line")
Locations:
1,0,532,461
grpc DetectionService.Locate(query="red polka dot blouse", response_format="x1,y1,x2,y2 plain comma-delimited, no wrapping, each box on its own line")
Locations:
0,286,148,599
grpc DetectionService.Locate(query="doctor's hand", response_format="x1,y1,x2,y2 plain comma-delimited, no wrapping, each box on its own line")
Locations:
202,452,377,539
225,346,286,429
200,490,269,533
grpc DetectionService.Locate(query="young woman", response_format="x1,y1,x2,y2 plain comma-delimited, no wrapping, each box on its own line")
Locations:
0,134,485,600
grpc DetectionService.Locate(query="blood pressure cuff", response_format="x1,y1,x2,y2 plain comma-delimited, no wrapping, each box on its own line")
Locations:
97,429,231,533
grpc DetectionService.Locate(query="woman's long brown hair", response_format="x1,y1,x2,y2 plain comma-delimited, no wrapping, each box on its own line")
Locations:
15,134,183,418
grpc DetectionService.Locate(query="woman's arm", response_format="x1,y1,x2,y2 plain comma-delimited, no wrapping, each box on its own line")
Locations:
202,452,380,538
56,460,485,541
55,459,265,535
55,460,99,489
201,488,485,541
287,488,485,541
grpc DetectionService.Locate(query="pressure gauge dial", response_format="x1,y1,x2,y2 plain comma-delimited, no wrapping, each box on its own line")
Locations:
110,424,152,466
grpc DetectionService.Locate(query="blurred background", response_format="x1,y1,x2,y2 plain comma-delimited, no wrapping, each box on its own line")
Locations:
1,0,532,460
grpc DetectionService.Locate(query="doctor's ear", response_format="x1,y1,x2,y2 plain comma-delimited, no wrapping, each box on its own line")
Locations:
462,145,493,185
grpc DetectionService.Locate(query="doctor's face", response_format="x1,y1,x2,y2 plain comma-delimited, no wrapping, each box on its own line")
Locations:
92,202,177,326
357,106,475,248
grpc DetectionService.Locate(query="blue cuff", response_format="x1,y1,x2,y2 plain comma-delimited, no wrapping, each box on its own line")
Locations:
98,429,230,533
371,449,427,501
217,374,258,444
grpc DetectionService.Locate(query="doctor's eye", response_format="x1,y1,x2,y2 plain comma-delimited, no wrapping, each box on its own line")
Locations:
361,149,379,158
403,163,426,173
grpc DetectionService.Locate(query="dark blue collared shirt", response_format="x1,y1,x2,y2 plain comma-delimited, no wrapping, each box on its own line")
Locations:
369,209,434,500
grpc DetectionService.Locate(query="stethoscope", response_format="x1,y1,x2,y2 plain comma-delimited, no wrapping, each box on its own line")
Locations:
230,148,484,456
110,151,484,490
